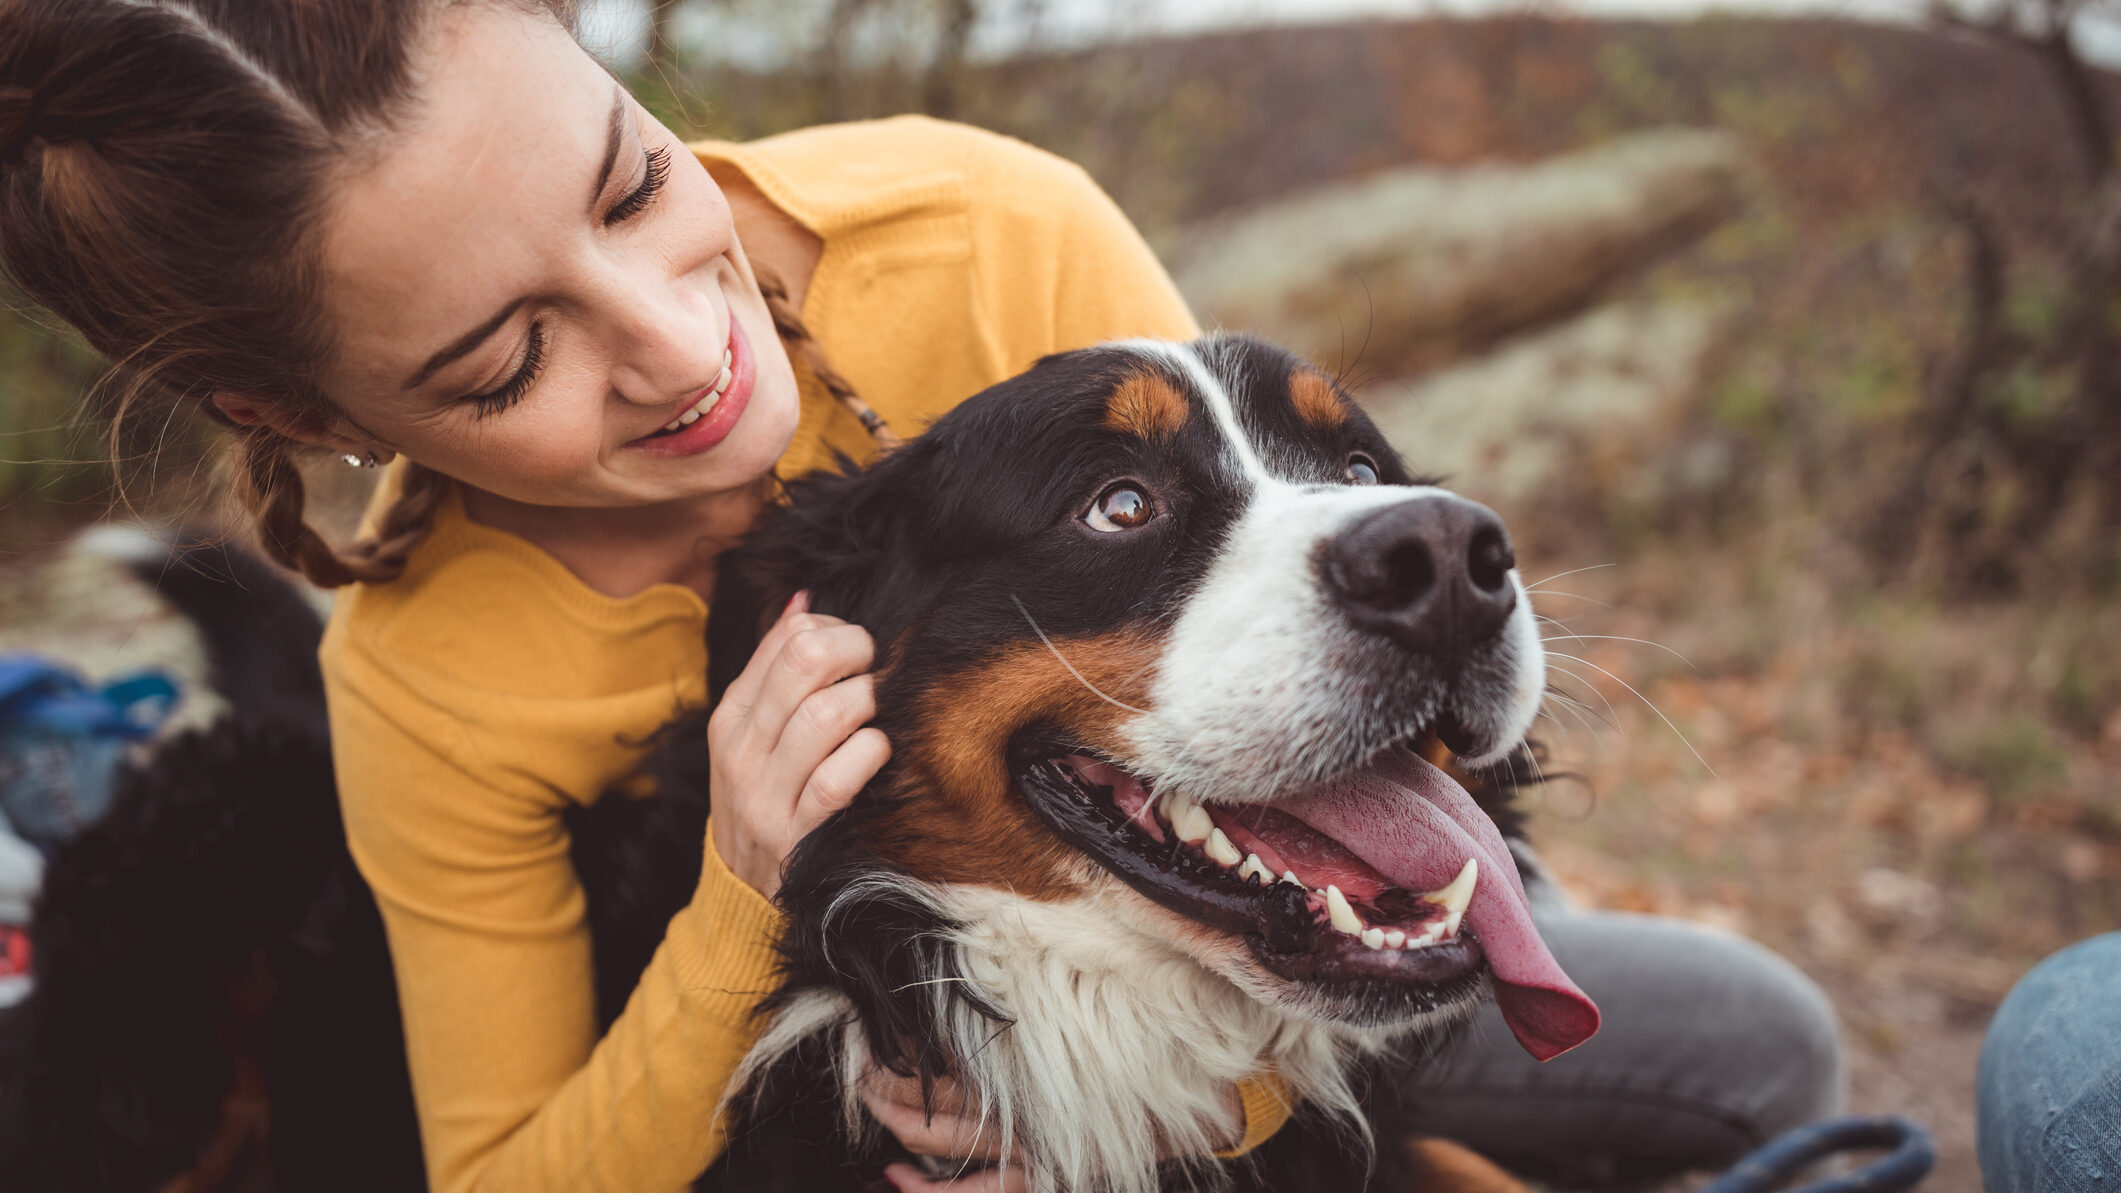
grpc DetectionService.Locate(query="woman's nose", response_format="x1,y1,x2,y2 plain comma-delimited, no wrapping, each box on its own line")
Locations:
604,271,726,407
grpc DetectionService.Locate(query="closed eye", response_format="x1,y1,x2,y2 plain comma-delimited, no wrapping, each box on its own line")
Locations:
605,145,670,226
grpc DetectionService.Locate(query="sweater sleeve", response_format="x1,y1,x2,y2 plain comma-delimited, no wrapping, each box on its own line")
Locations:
325,609,782,1193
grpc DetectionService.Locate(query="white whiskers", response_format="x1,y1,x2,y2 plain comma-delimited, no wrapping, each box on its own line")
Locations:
1011,594,1149,715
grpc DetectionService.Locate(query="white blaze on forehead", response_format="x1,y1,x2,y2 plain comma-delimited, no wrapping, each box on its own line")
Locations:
1110,338,1274,484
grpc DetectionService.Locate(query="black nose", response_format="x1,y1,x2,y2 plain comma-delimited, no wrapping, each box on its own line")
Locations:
1320,495,1518,655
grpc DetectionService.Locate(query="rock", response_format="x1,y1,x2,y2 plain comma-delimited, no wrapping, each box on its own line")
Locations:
1167,128,1748,373
1354,297,1735,508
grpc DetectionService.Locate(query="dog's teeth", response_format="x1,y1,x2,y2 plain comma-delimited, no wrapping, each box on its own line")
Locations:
1238,854,1273,884
1280,870,1303,887
1173,803,1213,845
1361,927,1386,949
1383,928,1406,948
1413,920,1448,947
1204,828,1242,867
1425,858,1478,936
1325,885,1362,935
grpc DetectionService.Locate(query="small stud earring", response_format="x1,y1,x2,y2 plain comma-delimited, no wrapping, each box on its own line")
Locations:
342,451,380,469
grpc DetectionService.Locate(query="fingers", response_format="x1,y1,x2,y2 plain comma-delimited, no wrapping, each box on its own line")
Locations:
746,621,876,749
717,589,814,713
791,726,890,833
860,1075,1010,1164
882,1162,1026,1193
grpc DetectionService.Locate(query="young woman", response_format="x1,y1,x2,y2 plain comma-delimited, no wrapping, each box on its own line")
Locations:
0,2,1845,1191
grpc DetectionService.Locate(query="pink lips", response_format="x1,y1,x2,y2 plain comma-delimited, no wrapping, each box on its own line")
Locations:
628,312,757,458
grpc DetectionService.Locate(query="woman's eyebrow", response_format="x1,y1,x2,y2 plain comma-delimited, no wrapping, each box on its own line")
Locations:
588,87,626,215
406,297,525,391
403,90,627,393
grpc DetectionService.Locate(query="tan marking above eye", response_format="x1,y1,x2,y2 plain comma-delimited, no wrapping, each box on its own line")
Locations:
1103,372,1191,440
1289,368,1350,431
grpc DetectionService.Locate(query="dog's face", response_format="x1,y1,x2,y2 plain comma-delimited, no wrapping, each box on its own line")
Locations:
719,335,1596,1063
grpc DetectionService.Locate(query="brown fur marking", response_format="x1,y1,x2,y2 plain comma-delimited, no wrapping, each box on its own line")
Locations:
858,630,1165,899
1289,368,1349,431
1103,372,1191,440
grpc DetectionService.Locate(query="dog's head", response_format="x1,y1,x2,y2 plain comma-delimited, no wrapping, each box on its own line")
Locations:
715,334,1597,1066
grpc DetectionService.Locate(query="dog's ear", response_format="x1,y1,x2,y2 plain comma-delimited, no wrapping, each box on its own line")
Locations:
708,445,953,703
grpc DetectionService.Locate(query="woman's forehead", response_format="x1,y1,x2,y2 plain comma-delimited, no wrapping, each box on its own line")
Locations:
316,7,612,396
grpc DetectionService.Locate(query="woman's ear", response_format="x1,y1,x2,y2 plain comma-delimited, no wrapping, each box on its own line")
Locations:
211,392,394,463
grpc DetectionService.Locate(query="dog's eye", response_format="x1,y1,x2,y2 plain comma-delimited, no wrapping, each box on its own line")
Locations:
1345,454,1380,485
1086,483,1154,532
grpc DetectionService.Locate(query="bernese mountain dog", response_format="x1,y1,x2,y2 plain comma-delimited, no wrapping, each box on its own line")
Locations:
0,334,1596,1193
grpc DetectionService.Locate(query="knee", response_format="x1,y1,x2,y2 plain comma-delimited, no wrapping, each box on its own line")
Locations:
1558,913,1845,1139
1978,933,2121,1193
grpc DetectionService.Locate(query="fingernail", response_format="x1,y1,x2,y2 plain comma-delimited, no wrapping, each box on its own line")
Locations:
880,1164,916,1192
784,590,810,616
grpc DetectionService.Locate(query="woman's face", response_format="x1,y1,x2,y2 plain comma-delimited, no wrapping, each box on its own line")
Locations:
311,5,800,511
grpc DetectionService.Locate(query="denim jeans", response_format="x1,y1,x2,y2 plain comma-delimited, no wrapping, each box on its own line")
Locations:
1978,932,2121,1193
1397,905,1846,1185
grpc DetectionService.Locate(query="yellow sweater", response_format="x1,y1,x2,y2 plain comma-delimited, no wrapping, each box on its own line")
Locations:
323,116,1286,1193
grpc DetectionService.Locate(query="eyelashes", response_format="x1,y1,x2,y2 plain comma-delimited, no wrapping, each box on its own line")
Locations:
466,322,546,419
605,144,671,226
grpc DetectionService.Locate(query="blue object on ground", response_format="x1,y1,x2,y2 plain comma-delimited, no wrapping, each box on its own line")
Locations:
1977,931,2121,1193
0,654,180,854
1696,1115,1936,1193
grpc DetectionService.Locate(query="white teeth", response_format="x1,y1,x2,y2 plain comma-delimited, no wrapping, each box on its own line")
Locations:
659,384,726,433
723,346,733,370
1172,802,1213,845
1324,885,1362,935
1280,870,1303,887
1204,828,1242,867
1415,919,1448,946
1383,928,1407,948
1361,927,1386,949
1425,858,1478,936
1238,854,1274,884
713,363,732,394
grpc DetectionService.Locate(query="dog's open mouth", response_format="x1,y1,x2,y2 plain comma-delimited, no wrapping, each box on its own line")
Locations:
1012,732,1601,1059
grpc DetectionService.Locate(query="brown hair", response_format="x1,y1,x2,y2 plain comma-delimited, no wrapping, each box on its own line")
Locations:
0,0,575,587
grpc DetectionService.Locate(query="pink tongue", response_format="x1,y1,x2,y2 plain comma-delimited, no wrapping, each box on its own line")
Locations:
1276,749,1600,1060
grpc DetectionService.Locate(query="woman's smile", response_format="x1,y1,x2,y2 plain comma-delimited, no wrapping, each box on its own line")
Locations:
627,306,757,458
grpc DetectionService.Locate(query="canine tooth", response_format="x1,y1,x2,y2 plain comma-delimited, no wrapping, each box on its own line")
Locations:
713,364,732,394
1238,854,1273,884
1361,927,1386,949
723,346,733,369
1426,858,1478,936
1324,885,1362,934
1204,828,1242,867
1280,870,1303,887
1173,804,1213,845
1383,928,1406,948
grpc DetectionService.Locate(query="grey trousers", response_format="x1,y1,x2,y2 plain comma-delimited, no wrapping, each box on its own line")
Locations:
1396,906,1846,1184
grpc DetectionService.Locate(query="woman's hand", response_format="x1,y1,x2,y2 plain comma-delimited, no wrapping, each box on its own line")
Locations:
708,592,892,899
860,1068,1245,1191
861,1068,1026,1193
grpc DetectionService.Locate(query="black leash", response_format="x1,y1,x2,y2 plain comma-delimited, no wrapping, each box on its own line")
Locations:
1697,1116,1936,1193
